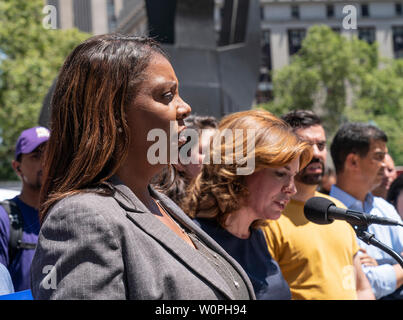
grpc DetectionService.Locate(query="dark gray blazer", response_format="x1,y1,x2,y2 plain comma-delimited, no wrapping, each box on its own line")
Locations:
30,176,256,300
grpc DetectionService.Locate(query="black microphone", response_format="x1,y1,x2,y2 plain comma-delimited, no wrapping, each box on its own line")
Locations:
304,197,403,227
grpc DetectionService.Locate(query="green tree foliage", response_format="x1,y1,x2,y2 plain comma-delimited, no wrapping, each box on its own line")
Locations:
259,25,403,165
0,0,90,180
346,59,403,165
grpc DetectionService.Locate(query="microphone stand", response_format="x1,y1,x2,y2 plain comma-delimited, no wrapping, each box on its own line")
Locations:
354,225,403,268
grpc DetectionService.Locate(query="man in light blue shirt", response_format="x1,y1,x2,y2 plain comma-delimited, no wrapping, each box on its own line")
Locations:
330,122,403,299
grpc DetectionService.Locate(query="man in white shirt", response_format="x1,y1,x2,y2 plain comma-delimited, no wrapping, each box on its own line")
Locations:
330,122,403,299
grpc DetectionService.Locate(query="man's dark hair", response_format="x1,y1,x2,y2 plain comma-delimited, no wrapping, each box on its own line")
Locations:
281,109,322,130
330,122,388,174
184,114,218,133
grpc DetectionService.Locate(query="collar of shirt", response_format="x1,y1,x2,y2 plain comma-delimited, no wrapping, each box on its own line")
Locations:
329,185,375,213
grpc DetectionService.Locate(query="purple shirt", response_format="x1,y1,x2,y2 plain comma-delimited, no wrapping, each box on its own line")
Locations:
0,196,39,291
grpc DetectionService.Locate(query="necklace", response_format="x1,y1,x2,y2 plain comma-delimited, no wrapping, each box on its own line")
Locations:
154,199,197,250
155,200,241,291
155,200,188,235
188,233,240,290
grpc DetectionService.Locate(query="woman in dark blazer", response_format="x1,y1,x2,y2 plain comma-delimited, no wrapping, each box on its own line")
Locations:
30,34,255,300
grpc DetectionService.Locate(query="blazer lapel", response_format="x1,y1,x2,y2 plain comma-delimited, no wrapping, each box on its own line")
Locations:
151,188,256,300
108,176,236,299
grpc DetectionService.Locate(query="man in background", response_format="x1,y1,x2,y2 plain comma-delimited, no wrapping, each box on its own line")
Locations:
0,126,49,291
262,110,374,300
330,122,403,299
372,153,397,199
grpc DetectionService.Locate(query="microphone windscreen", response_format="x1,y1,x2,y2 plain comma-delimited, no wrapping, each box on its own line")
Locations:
304,197,335,225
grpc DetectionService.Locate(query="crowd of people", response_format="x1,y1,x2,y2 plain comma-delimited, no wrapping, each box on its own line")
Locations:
0,34,402,300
